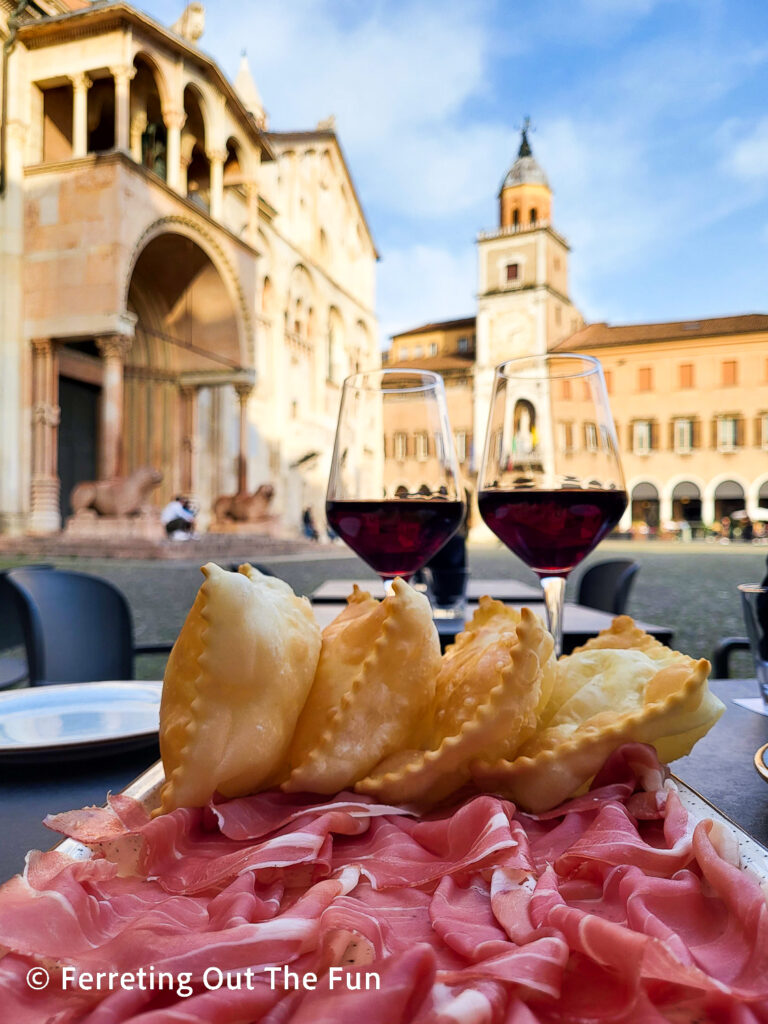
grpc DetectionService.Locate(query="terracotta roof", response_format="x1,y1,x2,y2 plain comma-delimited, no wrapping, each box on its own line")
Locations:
383,354,475,373
555,313,768,351
391,316,476,339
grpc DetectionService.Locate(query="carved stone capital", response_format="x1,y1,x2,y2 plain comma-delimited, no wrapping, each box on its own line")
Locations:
206,147,228,165
30,337,53,356
234,382,254,403
32,402,61,427
96,335,132,361
71,72,92,92
163,109,187,131
110,65,137,86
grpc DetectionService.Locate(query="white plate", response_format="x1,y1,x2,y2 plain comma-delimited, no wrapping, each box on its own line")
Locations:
0,681,163,762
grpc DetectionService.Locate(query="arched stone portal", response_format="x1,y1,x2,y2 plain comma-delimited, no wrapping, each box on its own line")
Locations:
125,231,246,511
631,481,659,527
672,480,702,523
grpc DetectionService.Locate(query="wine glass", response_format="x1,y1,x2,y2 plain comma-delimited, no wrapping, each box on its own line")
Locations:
477,354,626,656
326,368,465,587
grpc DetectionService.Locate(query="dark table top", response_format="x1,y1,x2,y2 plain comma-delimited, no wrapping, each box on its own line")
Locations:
311,578,542,603
1,681,765,884
311,599,673,655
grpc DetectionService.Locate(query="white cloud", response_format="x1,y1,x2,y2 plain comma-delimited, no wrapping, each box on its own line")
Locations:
377,244,476,344
723,117,768,182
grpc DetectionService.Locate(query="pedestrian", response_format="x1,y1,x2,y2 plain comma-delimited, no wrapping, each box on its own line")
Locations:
161,495,195,539
302,506,319,541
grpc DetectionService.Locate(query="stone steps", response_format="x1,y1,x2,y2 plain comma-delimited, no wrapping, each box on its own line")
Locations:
0,532,321,561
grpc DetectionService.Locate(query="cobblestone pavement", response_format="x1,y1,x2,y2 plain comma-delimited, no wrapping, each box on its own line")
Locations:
3,539,766,677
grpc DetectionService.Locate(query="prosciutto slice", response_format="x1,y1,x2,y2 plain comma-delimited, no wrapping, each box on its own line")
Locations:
1,743,767,1023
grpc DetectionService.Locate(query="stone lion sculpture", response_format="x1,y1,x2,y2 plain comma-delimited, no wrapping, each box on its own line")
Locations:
213,483,275,523
172,2,205,42
70,467,163,518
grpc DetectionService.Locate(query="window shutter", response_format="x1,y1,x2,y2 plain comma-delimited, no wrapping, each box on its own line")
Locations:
650,421,658,451
692,418,701,449
737,417,745,447
668,421,675,450
614,423,620,448
711,418,718,448
755,416,763,447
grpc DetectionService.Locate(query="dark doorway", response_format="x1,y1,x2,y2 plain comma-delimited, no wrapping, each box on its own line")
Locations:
58,376,99,520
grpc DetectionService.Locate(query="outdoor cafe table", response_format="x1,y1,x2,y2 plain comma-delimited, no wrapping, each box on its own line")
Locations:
311,578,542,603
0,679,765,884
311,600,674,654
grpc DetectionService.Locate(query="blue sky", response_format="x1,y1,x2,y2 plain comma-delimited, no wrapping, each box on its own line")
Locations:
144,0,768,344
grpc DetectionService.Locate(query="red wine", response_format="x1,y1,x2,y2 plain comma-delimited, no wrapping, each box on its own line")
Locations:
326,499,464,579
478,488,627,576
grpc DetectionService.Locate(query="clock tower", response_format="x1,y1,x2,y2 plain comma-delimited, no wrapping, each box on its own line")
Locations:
473,122,583,462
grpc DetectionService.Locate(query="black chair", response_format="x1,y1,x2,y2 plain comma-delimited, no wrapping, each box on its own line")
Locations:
5,568,173,686
712,637,750,678
576,559,639,616
0,565,54,689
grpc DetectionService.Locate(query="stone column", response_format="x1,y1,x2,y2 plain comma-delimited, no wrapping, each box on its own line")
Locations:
234,383,254,494
163,110,186,191
96,335,132,480
208,147,226,221
179,384,199,499
244,181,259,244
111,65,135,151
72,72,92,158
129,111,147,164
28,339,61,534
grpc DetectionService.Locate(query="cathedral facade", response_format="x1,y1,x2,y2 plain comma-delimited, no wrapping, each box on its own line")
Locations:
0,0,378,536
388,126,768,534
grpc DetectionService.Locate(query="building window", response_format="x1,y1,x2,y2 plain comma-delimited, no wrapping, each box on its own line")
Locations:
455,431,467,463
560,379,572,400
638,366,653,391
530,208,537,225
506,263,519,282
513,209,519,228
717,417,738,452
415,432,429,462
761,414,768,449
457,336,469,353
394,432,407,460
722,360,737,386
558,422,574,453
633,420,652,455
604,369,613,393
674,418,693,454
413,345,423,358
585,422,598,452
555,305,562,325
679,363,694,389
429,343,438,356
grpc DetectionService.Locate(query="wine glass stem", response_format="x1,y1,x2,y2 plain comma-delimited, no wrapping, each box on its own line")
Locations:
540,576,566,658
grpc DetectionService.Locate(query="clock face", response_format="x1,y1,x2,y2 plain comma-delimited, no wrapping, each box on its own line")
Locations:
488,311,533,366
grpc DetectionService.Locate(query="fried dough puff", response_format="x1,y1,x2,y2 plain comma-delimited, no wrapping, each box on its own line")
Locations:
356,598,556,805
157,563,321,814
471,616,724,812
284,578,441,795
